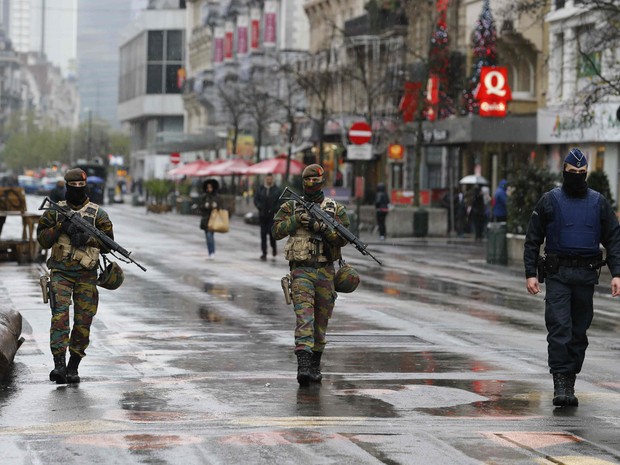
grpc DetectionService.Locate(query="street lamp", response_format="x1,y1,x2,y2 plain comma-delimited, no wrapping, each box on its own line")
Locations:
85,108,92,161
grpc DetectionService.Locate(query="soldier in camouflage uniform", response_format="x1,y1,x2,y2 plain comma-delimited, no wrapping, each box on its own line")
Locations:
272,164,349,386
37,168,114,384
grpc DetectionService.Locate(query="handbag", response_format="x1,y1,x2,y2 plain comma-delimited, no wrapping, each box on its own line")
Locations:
207,208,230,233
199,217,209,230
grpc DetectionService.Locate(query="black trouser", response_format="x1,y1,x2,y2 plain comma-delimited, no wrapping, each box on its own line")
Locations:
376,211,387,237
544,266,597,374
260,217,276,256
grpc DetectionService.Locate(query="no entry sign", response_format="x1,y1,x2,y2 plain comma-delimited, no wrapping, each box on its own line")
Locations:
170,152,181,164
348,121,372,145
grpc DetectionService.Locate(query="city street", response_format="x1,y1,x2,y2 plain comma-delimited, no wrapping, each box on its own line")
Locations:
1,197,620,464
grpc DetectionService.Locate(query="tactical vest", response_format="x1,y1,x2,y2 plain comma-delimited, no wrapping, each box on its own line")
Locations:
284,197,342,263
545,187,601,256
51,201,101,269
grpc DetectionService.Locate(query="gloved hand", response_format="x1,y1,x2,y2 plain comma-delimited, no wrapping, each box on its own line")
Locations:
300,213,327,233
70,233,90,247
294,205,306,224
60,219,74,234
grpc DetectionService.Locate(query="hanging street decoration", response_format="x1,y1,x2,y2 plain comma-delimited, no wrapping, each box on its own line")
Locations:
463,0,498,115
427,0,454,121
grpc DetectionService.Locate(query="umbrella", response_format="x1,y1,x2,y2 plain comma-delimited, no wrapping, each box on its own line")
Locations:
242,154,306,176
167,159,210,177
459,174,489,185
196,158,251,176
86,175,104,184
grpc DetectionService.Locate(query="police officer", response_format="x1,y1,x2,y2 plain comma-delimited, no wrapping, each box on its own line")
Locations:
524,148,620,407
37,168,114,384
272,164,349,386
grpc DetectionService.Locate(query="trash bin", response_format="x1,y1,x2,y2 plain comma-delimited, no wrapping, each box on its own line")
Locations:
413,209,429,237
107,187,115,205
176,197,192,215
487,222,507,265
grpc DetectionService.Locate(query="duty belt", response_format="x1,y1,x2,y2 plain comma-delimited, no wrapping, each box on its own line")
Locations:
555,253,605,269
290,259,332,269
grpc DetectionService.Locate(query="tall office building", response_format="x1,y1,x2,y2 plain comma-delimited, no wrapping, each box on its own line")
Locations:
76,0,136,128
8,0,42,54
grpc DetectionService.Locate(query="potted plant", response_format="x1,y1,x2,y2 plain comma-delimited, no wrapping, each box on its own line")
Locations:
144,179,174,213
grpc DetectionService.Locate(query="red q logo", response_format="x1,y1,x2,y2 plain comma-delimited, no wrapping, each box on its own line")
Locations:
475,67,512,117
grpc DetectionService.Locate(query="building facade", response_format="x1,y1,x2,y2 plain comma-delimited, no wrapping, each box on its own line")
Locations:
538,0,620,205
118,4,187,180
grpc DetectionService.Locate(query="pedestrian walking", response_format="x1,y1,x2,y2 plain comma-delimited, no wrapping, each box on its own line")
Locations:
374,183,390,240
253,173,282,260
197,178,222,259
524,148,620,407
469,185,486,242
49,179,66,202
37,168,115,384
272,164,350,386
493,179,508,222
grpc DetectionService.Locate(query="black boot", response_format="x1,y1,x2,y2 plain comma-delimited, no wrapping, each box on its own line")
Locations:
49,353,67,384
310,351,323,383
552,372,571,406
66,354,81,384
296,351,312,387
566,373,579,406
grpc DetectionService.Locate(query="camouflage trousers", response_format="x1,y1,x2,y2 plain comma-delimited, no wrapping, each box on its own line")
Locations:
291,263,337,353
50,270,99,358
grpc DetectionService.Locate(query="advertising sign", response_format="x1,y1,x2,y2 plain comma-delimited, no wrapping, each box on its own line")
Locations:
237,14,248,56
475,67,512,117
214,26,224,63
250,7,261,52
224,21,234,62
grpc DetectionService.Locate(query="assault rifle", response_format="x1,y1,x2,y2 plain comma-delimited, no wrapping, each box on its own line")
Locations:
279,187,383,266
39,197,147,272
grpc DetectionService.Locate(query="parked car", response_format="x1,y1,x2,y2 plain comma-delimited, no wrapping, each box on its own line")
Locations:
37,176,65,196
18,175,39,194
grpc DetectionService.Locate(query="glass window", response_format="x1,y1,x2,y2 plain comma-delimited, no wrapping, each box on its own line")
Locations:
165,65,182,93
147,64,163,94
148,31,164,61
167,31,183,61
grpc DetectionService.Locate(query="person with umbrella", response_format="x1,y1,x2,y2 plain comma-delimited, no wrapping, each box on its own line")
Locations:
253,173,283,261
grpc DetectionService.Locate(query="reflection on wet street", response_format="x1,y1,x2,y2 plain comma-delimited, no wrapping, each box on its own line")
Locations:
2,203,620,464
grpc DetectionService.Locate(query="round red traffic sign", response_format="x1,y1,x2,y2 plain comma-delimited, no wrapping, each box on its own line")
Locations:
170,152,181,164
348,121,372,145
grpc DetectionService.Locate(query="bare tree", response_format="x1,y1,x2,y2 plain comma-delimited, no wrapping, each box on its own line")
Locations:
505,0,620,121
241,77,278,163
217,80,246,156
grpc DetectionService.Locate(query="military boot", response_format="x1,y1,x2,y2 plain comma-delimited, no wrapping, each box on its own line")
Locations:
296,351,312,387
309,351,323,383
566,373,579,406
552,372,571,406
49,353,67,384
66,354,81,384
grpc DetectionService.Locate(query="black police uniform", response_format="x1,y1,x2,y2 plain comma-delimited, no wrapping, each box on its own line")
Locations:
524,185,620,404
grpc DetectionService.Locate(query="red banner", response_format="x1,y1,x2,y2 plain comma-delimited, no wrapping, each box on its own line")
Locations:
263,0,277,48
237,15,248,56
224,21,234,61
214,26,224,63
250,7,260,52
399,82,422,123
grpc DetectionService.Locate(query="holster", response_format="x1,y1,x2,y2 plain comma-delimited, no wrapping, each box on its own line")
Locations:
536,256,546,283
281,274,293,305
39,274,56,309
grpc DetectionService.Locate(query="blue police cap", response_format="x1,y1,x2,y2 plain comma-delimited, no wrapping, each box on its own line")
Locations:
564,148,587,168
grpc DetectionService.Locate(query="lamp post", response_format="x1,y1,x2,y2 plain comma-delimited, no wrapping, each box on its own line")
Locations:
86,108,92,161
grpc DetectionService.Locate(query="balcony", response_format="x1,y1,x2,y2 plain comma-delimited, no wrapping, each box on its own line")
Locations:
344,9,408,38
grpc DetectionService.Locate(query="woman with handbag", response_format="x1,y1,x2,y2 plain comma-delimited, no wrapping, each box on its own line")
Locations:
198,178,222,259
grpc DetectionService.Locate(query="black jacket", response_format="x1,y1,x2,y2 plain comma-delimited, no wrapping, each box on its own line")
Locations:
523,186,620,278
254,184,282,221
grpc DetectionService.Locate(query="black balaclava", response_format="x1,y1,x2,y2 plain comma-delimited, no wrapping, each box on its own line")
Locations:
562,148,588,197
64,168,88,207
302,164,326,203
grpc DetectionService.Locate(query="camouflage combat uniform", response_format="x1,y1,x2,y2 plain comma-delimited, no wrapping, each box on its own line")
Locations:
37,200,113,361
272,193,349,375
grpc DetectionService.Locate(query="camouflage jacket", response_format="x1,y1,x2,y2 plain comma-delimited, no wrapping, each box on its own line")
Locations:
272,197,349,261
37,200,114,273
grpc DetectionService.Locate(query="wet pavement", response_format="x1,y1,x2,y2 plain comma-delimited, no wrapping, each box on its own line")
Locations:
1,196,620,464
